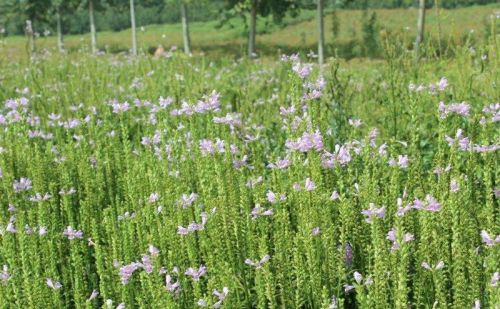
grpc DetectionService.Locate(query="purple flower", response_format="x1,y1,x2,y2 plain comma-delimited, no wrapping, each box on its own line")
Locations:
425,195,441,212
330,191,340,201
178,213,208,235
344,243,354,267
266,190,277,204
292,62,312,78
491,272,499,287
177,226,189,235
197,299,207,307
178,193,198,208
450,179,460,193
165,274,181,295
421,261,444,271
361,203,386,224
439,101,470,118
200,139,215,156
328,295,338,309
312,227,321,236
348,118,363,127
29,192,52,202
117,211,136,221
304,178,316,191
119,262,142,284
148,244,159,257
387,227,414,251
321,144,352,168
445,129,470,151
111,101,130,114
212,287,229,308
1,265,10,283
38,226,47,236
396,199,413,217
473,299,480,309
397,155,409,169
141,255,153,274
213,113,242,127
59,187,76,196
46,278,62,289
148,192,160,203
63,226,83,240
5,216,16,233
185,265,207,281
437,77,448,91
412,195,441,212
245,255,270,269
435,261,445,270
7,204,16,212
251,204,274,220
159,96,174,108
87,289,99,301
12,177,32,193
480,230,500,247
343,284,355,293
279,106,295,116
353,271,363,284
285,131,323,153
387,228,396,242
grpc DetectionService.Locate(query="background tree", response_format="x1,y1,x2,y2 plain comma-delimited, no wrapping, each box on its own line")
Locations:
0,0,51,54
130,0,137,55
222,0,299,58
180,0,191,54
415,0,426,61
52,0,80,53
317,0,324,64
88,0,97,53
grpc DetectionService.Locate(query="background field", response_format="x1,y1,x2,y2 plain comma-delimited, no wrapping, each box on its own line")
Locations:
1,4,498,60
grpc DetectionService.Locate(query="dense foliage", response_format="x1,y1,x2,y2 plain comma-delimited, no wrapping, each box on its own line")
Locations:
0,0,497,36
0,31,498,308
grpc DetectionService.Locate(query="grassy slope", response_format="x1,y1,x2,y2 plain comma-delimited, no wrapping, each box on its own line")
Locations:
0,4,498,60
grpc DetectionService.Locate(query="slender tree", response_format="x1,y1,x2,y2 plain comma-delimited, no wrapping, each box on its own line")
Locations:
317,0,325,64
180,0,191,54
414,0,426,61
222,0,299,59
130,0,137,55
55,5,63,52
89,0,97,54
248,0,257,58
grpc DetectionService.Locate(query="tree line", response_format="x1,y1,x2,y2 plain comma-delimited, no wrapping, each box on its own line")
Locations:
0,0,497,61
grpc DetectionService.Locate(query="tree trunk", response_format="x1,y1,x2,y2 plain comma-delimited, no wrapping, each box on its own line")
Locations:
56,6,64,53
435,0,442,56
130,0,137,55
248,0,257,58
89,0,97,54
180,1,191,54
25,20,35,56
317,0,325,65
414,0,426,61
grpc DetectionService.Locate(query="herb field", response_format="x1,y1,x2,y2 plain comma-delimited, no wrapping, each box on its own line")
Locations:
0,43,499,308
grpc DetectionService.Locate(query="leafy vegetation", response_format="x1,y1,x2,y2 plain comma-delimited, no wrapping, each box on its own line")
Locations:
0,15,498,307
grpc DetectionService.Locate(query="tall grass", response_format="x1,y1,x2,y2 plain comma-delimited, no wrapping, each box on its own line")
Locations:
0,31,499,308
